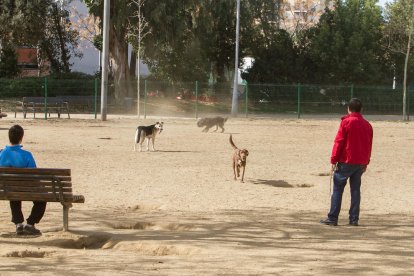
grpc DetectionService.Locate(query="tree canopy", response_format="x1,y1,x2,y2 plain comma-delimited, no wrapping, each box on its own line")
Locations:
0,0,81,75
0,0,413,92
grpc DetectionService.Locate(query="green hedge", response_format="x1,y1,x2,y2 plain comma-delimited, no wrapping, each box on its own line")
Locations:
0,77,96,97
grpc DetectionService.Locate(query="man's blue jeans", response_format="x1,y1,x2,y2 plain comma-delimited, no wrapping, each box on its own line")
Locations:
328,163,364,222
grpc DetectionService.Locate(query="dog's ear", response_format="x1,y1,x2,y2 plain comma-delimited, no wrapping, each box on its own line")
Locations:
161,122,164,125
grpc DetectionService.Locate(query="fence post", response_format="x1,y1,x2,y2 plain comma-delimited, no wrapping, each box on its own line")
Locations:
350,84,354,99
94,78,98,119
297,83,301,119
245,82,248,118
408,86,411,121
44,77,48,120
144,79,147,119
195,81,199,119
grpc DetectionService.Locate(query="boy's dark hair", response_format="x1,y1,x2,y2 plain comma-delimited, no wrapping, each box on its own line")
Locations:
348,98,362,113
9,125,24,145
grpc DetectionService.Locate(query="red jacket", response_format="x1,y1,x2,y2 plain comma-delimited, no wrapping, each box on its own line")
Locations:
331,112,373,165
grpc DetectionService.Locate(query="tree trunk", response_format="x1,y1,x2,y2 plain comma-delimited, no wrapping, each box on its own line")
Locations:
403,30,412,121
53,3,70,72
110,26,130,103
130,49,137,77
137,47,141,118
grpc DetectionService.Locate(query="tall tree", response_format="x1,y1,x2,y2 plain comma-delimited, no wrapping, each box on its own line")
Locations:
384,0,414,121
127,0,151,116
0,0,81,73
140,0,209,83
0,43,19,78
85,0,135,101
139,0,282,83
242,29,298,83
305,0,390,84
280,0,327,38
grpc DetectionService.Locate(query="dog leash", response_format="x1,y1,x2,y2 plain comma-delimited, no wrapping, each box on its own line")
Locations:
329,163,338,198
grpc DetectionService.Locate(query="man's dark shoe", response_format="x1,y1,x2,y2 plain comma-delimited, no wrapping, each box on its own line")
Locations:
16,224,24,235
349,221,359,226
319,218,338,226
23,225,41,235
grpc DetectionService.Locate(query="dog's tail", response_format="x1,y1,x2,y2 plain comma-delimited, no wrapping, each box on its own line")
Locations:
223,117,228,123
135,127,142,144
229,134,238,150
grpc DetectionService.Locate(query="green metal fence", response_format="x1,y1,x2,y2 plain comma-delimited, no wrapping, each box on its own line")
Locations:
0,78,412,119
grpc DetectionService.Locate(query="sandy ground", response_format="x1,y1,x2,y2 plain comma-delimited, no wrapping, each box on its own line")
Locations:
0,113,413,275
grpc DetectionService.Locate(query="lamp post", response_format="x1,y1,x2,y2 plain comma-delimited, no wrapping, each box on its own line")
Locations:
231,0,241,116
100,0,110,121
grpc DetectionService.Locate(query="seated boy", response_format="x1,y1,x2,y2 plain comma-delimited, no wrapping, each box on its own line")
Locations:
0,125,45,235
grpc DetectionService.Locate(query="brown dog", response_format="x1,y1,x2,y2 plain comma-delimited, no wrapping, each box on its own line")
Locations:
197,116,228,133
229,134,249,183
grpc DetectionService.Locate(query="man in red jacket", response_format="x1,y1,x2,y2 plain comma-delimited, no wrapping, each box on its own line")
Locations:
320,98,373,226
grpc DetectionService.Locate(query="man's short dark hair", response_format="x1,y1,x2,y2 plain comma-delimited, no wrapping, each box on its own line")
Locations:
9,125,24,145
348,98,362,113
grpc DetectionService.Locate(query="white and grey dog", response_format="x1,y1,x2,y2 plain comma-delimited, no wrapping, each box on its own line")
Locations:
134,122,164,151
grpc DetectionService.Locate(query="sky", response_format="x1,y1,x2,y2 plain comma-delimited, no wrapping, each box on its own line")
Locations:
378,0,391,7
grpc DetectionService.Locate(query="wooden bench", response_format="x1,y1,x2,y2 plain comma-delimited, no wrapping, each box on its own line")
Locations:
0,167,85,231
14,97,70,119
0,108,7,119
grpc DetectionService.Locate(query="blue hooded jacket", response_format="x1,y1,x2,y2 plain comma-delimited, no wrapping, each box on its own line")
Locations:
0,145,36,168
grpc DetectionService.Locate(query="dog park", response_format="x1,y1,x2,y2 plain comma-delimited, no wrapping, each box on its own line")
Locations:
0,0,413,274
0,113,412,275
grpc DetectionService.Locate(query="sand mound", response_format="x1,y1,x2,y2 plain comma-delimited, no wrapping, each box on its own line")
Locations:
111,221,195,231
106,241,197,256
5,250,52,258
47,234,111,249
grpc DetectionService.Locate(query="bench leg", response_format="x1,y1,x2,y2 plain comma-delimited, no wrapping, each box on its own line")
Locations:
62,203,72,231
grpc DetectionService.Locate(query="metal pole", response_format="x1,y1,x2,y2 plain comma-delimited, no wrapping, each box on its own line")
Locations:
297,83,301,119
350,84,354,99
408,86,411,121
100,0,110,121
144,79,147,119
94,78,98,119
44,77,48,120
137,58,140,118
137,1,141,118
231,0,240,116
195,81,199,119
245,82,248,118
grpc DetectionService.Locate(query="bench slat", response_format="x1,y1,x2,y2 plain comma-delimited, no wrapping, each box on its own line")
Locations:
0,168,71,176
0,180,72,187
0,177,71,182
0,193,84,203
0,186,72,193
0,192,76,201
72,195,85,203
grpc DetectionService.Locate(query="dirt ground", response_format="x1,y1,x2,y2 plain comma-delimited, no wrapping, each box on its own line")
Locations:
0,113,413,275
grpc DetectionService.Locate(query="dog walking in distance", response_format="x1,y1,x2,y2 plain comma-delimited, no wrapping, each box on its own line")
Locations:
230,134,249,183
197,116,227,133
134,122,164,152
